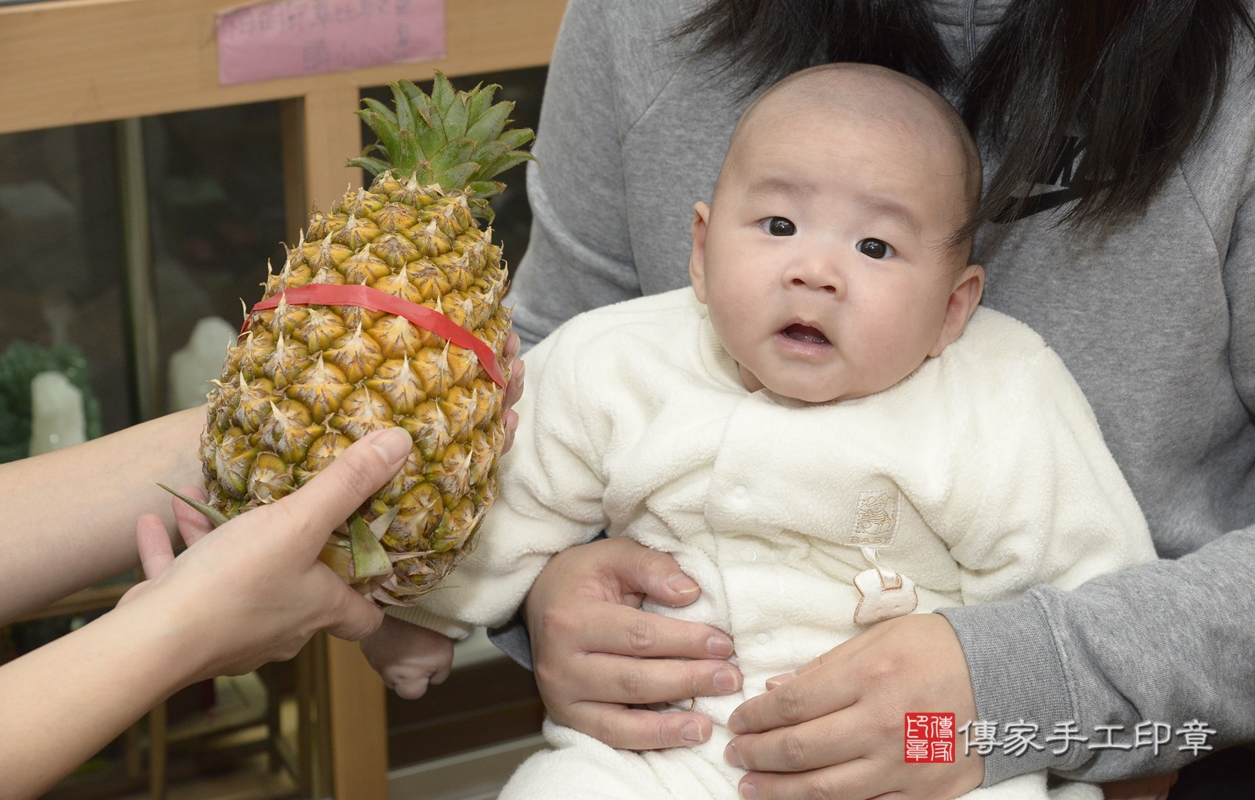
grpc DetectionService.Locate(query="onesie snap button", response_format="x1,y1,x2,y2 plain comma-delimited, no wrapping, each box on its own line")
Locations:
755,632,770,646
733,484,748,498
740,546,756,562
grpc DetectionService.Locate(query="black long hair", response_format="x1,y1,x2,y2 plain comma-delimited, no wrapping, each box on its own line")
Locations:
673,0,1255,231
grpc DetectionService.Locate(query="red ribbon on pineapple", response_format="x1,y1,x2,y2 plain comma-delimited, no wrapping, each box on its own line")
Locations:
243,284,507,388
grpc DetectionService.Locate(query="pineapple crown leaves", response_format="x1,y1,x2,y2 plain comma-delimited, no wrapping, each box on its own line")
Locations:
348,72,536,221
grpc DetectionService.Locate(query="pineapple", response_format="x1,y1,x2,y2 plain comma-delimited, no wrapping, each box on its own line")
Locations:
197,73,532,605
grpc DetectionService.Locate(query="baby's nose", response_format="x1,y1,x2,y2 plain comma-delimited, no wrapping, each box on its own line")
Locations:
791,275,839,294
787,255,843,295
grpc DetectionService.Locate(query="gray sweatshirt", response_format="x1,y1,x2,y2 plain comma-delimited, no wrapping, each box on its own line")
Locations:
496,0,1255,785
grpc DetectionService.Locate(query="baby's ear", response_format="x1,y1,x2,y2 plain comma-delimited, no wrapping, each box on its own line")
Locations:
689,202,712,303
928,264,985,357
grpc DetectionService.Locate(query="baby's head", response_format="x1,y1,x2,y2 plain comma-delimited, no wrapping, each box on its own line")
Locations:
689,63,984,403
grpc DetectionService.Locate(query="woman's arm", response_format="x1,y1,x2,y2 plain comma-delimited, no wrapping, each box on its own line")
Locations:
506,0,688,348
0,407,204,625
0,427,406,800
0,328,522,628
1,580,207,800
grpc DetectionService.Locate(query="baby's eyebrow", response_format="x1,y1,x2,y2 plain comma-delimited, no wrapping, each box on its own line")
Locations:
857,194,923,236
745,177,815,201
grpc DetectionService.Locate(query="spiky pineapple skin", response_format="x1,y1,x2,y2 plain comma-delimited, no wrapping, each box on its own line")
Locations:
201,174,510,603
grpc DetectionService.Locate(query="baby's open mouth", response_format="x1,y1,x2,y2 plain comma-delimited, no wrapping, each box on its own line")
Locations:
781,323,831,346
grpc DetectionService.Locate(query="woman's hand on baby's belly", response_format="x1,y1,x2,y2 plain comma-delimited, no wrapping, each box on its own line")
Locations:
525,537,744,750
724,613,982,800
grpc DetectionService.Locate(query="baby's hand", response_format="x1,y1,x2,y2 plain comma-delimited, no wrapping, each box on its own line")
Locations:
1100,770,1179,800
360,615,455,699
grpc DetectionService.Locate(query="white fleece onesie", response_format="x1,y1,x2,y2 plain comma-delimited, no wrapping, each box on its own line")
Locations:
401,288,1157,800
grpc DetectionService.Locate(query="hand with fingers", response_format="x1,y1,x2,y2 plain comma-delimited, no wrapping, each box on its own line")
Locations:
360,616,454,699
120,426,416,679
524,536,742,749
0,426,413,799
501,331,524,455
724,613,984,800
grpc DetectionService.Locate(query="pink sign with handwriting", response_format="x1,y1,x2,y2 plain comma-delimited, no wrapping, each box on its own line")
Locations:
217,0,446,86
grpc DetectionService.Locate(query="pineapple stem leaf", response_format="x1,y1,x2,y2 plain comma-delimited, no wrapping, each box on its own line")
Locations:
431,138,476,174
466,102,513,144
413,117,444,165
472,200,496,225
390,82,419,137
431,72,457,117
349,512,392,581
435,163,479,191
318,535,353,583
397,80,432,115
477,151,537,182
403,130,427,170
359,97,397,126
156,484,231,528
467,83,499,121
467,180,505,201
356,109,402,164
346,155,392,175
368,504,403,540
443,95,471,140
499,129,535,151
470,141,510,172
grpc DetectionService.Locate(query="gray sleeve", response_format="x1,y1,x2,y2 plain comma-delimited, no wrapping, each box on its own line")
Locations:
942,170,1255,786
487,616,533,670
507,0,643,349
941,530,1255,783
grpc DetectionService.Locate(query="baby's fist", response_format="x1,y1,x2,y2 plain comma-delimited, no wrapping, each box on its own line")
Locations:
360,615,455,699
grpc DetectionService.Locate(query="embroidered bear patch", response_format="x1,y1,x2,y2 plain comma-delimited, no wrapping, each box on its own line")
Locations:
846,489,901,547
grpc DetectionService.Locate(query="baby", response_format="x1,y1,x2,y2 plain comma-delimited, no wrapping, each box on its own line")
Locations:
359,64,1161,800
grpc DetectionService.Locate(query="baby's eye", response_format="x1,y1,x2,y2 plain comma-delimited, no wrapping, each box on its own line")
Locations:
857,238,894,259
765,217,796,236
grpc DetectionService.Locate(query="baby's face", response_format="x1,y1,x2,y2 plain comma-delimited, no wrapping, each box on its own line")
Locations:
690,99,981,404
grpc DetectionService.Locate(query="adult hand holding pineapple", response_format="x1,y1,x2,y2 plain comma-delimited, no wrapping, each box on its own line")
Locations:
0,427,411,799
127,429,410,676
